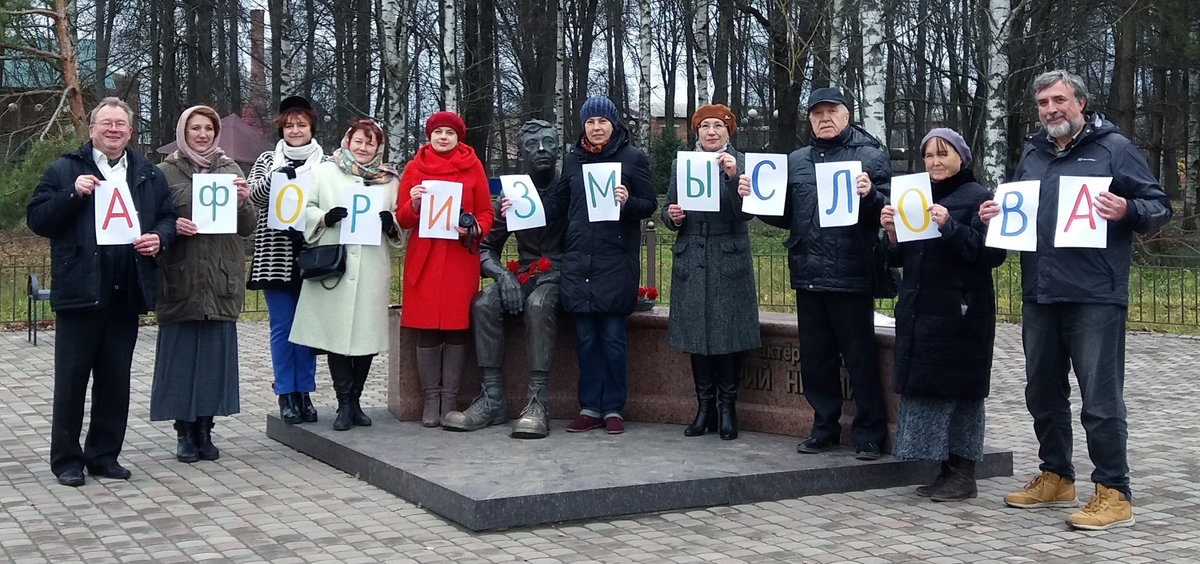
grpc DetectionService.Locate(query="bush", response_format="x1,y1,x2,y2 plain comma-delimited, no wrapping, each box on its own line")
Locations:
0,134,84,229
648,126,686,195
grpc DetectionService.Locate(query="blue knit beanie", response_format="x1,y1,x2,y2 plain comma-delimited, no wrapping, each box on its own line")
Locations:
579,96,620,129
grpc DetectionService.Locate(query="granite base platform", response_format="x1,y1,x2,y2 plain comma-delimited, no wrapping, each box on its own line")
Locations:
267,408,1013,531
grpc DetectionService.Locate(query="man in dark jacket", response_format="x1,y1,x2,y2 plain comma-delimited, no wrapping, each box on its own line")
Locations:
444,119,565,438
745,88,891,460
26,97,176,487
981,70,1170,531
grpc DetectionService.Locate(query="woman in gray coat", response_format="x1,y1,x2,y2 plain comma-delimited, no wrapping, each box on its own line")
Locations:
662,104,760,440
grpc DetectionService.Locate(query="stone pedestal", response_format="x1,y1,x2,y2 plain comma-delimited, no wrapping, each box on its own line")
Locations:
388,306,897,446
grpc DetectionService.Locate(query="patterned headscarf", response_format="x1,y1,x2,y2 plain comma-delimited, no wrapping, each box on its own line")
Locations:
330,120,396,185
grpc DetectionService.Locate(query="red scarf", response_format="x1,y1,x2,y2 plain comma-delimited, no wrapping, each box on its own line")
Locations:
409,142,480,175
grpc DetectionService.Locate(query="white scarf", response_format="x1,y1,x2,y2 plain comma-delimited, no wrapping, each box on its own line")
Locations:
272,139,324,174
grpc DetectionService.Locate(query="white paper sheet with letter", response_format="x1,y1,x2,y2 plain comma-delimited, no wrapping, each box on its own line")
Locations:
581,162,621,222
1055,176,1111,248
500,174,546,231
815,161,862,227
676,151,720,212
419,180,464,240
267,172,309,231
192,173,238,234
341,181,383,245
741,153,787,216
892,172,940,243
94,180,142,245
985,181,1040,252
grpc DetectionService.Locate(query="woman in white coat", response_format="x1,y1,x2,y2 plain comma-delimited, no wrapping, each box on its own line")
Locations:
289,119,402,431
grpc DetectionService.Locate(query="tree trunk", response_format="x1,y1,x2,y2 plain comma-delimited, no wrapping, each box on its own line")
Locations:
1109,2,1138,135
981,0,1010,186
859,0,886,146
828,0,843,85
379,0,413,160
711,0,731,103
305,0,316,100
227,0,242,115
55,0,85,135
638,0,651,147
441,0,459,112
693,0,710,106
555,0,565,139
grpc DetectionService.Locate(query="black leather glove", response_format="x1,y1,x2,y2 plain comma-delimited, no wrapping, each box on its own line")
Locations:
497,271,524,315
276,166,297,179
283,226,306,243
380,210,398,236
324,207,348,227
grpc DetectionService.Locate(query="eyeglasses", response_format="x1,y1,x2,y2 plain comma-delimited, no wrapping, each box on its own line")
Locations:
93,120,130,130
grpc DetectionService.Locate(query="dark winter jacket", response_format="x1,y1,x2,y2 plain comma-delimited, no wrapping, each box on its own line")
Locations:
544,124,657,314
26,142,176,313
662,144,761,355
154,151,256,325
888,169,1006,400
1012,111,1171,306
759,124,892,293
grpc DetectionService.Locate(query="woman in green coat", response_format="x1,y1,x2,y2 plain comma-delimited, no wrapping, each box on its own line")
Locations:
151,105,257,463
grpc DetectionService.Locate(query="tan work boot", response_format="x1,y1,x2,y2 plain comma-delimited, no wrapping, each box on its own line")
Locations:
1003,471,1077,508
1067,484,1134,530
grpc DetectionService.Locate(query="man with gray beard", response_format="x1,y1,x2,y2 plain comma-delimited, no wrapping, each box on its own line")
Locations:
980,69,1171,531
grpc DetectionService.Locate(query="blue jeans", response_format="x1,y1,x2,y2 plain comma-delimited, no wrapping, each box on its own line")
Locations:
264,289,317,395
574,312,628,419
1022,302,1130,497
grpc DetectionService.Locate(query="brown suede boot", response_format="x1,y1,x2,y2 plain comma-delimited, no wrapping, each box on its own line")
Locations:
440,343,467,422
415,345,443,427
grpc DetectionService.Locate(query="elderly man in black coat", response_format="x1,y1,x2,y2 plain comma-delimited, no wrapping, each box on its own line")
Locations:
27,97,176,487
743,87,891,460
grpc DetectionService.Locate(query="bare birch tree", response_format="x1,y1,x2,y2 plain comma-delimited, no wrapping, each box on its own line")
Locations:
693,0,709,106
441,0,458,112
981,0,1010,186
379,0,413,159
858,0,886,145
638,0,651,147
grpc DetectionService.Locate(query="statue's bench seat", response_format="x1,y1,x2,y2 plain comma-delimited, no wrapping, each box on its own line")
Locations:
388,307,898,445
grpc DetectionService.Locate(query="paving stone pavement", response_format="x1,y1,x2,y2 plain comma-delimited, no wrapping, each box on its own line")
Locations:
1,321,1198,563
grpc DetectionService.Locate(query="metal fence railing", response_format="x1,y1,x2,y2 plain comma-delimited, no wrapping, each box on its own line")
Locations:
4,231,1199,333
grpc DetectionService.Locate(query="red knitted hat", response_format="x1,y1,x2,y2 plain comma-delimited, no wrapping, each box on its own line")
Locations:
425,111,466,140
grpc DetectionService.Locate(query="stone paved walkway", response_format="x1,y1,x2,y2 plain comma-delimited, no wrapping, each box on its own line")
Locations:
1,322,1197,563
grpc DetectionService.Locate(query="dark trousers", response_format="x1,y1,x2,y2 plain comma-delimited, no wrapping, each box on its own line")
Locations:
795,290,886,445
50,305,139,476
471,282,560,372
1022,302,1130,497
574,312,628,418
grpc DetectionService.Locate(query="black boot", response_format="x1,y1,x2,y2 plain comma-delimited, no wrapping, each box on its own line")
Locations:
916,460,951,497
174,420,199,463
329,354,355,431
196,416,219,461
931,455,977,501
349,355,373,426
298,392,318,423
716,353,741,440
684,355,717,437
279,393,301,424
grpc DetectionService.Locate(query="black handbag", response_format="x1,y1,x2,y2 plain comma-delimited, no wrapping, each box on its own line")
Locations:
297,244,346,282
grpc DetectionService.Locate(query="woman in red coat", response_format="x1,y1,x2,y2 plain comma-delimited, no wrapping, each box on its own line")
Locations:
397,112,494,427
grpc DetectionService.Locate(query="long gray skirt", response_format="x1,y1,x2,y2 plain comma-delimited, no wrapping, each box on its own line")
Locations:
150,321,240,421
891,394,985,462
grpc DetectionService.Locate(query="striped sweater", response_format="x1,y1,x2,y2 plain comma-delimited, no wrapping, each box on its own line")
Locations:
246,151,312,291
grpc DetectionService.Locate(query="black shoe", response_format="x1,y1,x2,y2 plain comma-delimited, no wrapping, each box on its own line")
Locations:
196,417,219,461
87,462,132,480
855,442,881,461
797,437,834,454
174,420,200,463
298,392,319,423
279,393,302,424
57,468,85,487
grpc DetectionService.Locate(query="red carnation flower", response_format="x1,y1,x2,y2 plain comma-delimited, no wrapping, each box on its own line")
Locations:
506,260,520,274
646,288,659,300
638,286,647,298
518,273,531,284
537,257,551,273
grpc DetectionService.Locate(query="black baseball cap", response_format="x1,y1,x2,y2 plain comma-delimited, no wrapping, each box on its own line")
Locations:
279,95,313,113
807,87,847,113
